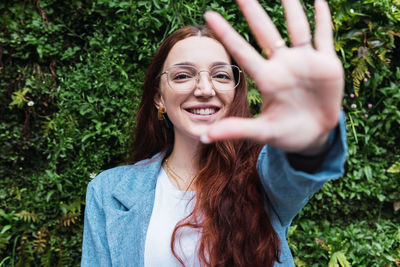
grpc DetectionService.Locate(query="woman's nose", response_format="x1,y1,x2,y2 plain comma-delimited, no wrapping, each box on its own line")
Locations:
194,71,216,97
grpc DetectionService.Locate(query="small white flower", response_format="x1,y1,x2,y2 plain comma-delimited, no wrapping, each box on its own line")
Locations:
351,104,357,109
27,101,34,106
392,5,396,13
350,9,354,13
90,172,96,179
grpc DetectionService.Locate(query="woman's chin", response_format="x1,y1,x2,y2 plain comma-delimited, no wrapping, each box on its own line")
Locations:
174,124,211,144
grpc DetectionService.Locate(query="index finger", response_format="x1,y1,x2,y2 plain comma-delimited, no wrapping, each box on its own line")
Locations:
204,11,265,78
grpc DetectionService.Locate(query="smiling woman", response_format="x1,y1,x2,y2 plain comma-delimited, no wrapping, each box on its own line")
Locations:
81,0,347,266
155,36,237,150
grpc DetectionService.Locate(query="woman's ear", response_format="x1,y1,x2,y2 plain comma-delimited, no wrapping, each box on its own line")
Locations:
154,91,171,127
154,91,165,111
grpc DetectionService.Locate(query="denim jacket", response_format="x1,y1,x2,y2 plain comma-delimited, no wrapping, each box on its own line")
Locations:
81,112,347,266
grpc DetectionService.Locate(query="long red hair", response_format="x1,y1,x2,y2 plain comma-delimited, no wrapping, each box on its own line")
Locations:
131,25,281,266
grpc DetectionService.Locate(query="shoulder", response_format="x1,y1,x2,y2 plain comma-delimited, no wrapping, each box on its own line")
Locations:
85,153,163,209
89,165,135,190
89,154,161,187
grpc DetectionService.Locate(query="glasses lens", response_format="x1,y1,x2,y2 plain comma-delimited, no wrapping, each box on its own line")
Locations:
210,65,240,91
165,65,241,92
167,66,196,92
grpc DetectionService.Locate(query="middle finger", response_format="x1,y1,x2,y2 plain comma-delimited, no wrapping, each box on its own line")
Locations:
281,0,312,47
236,0,286,56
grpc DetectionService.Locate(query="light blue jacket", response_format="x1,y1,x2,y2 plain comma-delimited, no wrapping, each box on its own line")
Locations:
81,113,347,266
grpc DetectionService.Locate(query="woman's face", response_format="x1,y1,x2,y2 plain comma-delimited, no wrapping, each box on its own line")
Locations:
155,36,235,143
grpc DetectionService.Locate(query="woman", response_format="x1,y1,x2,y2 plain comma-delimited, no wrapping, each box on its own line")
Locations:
81,0,347,266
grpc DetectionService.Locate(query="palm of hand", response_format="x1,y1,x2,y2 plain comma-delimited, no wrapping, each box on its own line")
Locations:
254,47,344,152
204,0,344,154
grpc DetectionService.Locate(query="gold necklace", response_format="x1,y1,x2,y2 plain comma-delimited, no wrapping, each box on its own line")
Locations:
164,159,183,188
164,158,193,190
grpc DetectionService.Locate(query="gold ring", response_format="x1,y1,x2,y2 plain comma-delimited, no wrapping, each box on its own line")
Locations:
265,40,286,57
265,48,273,57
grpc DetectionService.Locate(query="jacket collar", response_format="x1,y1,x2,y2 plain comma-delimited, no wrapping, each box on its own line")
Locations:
111,153,165,210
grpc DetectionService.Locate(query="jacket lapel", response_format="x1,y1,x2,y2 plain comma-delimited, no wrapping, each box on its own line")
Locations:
106,154,164,266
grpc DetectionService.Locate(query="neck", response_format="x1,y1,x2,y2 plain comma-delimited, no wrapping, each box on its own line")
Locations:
165,131,203,190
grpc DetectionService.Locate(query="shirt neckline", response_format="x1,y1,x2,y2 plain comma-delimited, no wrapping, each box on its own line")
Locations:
160,167,196,200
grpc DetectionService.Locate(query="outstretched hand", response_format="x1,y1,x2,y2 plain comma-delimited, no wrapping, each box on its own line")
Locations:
202,0,344,154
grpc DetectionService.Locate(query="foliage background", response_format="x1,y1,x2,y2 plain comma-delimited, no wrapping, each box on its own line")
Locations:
0,0,399,266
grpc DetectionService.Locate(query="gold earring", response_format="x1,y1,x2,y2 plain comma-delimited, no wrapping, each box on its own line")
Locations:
158,107,166,120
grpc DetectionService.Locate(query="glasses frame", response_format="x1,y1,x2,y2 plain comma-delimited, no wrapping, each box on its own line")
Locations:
160,64,242,92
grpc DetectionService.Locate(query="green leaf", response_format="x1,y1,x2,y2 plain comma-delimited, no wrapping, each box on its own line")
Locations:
329,251,351,267
9,88,30,108
46,190,56,202
0,225,11,234
387,161,400,173
363,165,372,180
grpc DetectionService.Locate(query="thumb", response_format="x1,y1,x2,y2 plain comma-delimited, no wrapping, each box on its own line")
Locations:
200,117,273,144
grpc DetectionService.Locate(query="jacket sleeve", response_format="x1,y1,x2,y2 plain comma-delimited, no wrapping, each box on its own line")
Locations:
81,181,112,266
257,111,347,228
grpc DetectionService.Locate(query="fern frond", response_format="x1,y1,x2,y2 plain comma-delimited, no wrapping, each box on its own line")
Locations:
363,53,375,68
40,249,52,267
32,228,47,253
377,49,391,65
57,211,80,227
57,198,84,227
334,40,346,52
15,210,39,223
41,115,55,137
352,57,367,96
57,249,69,267
62,211,79,227
17,233,33,262
247,88,262,106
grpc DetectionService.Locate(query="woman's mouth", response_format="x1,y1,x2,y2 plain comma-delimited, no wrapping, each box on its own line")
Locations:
186,107,219,115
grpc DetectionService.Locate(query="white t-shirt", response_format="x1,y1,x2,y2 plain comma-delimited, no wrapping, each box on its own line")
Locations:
144,168,200,267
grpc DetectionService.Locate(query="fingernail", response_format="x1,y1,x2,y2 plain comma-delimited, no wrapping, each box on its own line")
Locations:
204,10,217,21
204,11,211,20
200,133,212,144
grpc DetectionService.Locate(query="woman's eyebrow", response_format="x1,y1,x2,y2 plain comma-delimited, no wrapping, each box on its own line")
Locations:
211,61,230,67
172,61,230,68
173,62,195,67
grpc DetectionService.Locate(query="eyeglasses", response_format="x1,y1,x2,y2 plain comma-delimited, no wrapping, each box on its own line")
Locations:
160,65,242,92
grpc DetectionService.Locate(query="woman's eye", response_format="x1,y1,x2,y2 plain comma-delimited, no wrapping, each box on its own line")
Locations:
172,73,193,81
213,73,232,81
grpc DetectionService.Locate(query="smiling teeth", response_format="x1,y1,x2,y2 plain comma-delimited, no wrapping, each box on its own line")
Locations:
191,108,216,115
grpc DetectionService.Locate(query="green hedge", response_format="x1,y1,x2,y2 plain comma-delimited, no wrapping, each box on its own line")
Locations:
0,0,399,266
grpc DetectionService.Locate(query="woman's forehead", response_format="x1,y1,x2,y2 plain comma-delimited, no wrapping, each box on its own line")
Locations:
164,36,231,69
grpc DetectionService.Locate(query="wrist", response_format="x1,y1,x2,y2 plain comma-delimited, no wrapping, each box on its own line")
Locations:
297,130,334,156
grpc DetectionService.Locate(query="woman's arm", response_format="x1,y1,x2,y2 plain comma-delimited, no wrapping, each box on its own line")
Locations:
81,182,112,266
257,111,347,228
